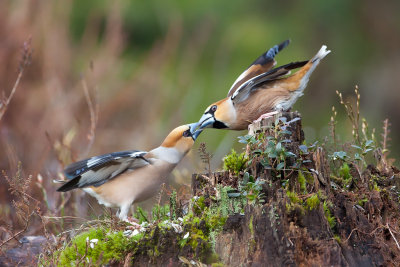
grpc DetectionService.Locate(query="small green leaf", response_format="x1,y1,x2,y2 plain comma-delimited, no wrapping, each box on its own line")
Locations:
276,142,282,152
227,192,241,198
253,149,262,154
276,162,285,170
332,151,347,160
363,148,373,154
281,130,292,135
354,153,362,161
243,172,250,183
285,151,297,157
260,159,271,168
365,140,374,147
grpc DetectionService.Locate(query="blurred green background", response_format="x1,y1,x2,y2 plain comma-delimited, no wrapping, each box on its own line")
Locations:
1,0,399,219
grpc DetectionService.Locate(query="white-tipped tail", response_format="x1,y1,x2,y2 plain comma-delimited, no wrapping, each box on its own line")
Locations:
312,45,331,62
274,44,330,111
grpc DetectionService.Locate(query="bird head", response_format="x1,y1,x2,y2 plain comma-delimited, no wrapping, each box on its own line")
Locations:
195,98,236,130
160,123,203,154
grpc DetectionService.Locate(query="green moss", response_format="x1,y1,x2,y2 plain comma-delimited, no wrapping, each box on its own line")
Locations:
223,149,248,175
334,234,341,243
211,262,225,267
249,215,254,236
59,228,142,266
297,171,307,193
357,196,368,207
304,171,314,184
286,190,302,204
219,185,230,217
286,202,305,215
285,191,305,215
170,190,177,220
193,196,206,215
373,181,381,192
305,194,320,210
323,201,336,229
247,214,257,253
339,163,352,188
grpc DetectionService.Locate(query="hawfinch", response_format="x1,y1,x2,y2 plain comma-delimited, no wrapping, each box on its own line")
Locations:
196,40,331,130
57,124,202,220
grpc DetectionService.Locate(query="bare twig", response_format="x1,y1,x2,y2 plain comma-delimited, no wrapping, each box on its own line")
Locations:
0,37,32,121
344,225,383,243
381,119,391,161
336,86,361,145
329,106,337,149
81,75,99,157
198,142,213,181
387,223,400,251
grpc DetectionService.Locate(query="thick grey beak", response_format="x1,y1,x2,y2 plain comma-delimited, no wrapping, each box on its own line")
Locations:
195,113,215,130
188,123,203,140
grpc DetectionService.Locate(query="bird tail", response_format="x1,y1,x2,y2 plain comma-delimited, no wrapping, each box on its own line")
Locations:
311,45,331,64
285,45,331,93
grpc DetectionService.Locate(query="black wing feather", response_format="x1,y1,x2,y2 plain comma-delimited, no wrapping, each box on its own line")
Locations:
64,150,144,179
250,39,290,67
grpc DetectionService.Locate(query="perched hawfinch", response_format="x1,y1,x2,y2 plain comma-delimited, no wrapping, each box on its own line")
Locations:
57,124,202,220
195,40,331,130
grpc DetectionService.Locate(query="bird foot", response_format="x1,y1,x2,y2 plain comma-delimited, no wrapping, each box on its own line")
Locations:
126,223,141,230
123,217,141,228
253,111,279,124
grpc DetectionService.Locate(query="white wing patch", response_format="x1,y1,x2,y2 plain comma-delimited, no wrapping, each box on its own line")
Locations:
87,156,103,168
130,151,146,157
231,72,268,102
227,68,250,96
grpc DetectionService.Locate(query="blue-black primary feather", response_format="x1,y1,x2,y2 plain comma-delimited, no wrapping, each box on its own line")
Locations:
250,39,290,67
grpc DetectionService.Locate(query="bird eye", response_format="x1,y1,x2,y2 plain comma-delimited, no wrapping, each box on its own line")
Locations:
210,105,217,112
183,129,191,137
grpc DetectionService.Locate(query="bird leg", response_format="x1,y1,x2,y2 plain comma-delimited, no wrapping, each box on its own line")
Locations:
253,111,279,124
117,204,141,227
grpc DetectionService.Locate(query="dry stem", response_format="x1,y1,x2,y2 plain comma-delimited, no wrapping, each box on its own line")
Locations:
0,37,32,121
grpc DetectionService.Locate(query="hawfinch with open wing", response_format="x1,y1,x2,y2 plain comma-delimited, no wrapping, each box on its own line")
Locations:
196,40,330,131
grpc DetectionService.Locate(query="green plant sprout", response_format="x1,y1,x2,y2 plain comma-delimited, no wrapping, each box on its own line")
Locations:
223,149,248,175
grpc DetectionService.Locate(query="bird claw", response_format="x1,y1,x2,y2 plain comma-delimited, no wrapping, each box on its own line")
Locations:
253,111,279,123
123,217,141,228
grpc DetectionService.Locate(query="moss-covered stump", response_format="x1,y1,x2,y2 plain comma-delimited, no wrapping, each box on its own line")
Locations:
192,112,400,266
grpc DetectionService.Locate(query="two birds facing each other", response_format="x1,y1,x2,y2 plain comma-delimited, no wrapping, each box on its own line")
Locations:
57,40,331,221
